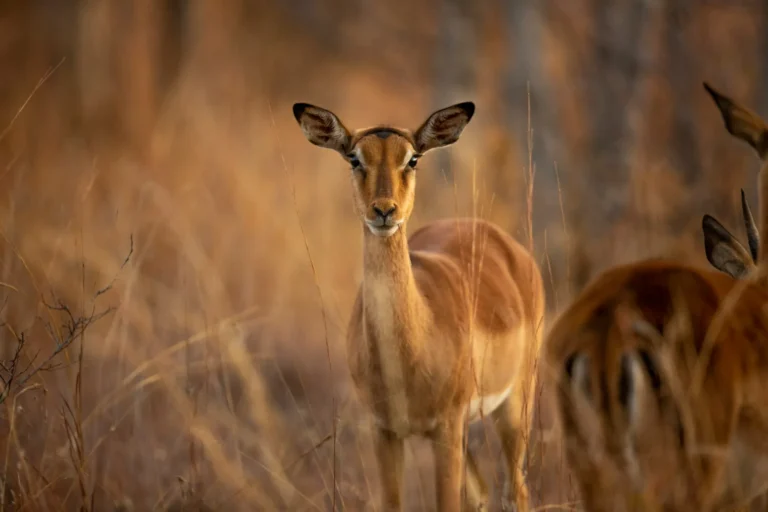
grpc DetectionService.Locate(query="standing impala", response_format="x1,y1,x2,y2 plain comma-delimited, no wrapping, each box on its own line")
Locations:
292,101,545,511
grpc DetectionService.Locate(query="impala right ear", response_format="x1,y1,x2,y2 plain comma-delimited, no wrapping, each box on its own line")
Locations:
741,189,760,262
702,214,756,279
292,103,351,155
704,82,768,159
414,102,475,153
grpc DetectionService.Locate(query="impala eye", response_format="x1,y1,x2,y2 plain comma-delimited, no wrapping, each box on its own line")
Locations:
349,155,361,169
408,156,419,169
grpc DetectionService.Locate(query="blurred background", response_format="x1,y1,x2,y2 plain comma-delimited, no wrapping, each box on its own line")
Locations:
0,0,764,510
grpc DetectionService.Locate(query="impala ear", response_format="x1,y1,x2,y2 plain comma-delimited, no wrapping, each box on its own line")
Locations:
292,103,351,155
702,214,755,279
414,102,475,153
703,82,768,159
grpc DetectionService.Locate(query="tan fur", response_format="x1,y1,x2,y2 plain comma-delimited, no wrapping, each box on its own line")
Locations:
544,260,744,511
542,85,768,512
700,84,768,510
293,102,545,511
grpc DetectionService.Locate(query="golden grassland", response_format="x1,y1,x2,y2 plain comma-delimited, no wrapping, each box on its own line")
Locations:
0,65,580,511
0,2,765,510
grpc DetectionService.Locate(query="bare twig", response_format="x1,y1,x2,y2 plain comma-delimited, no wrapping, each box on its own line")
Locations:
0,237,132,405
95,234,134,298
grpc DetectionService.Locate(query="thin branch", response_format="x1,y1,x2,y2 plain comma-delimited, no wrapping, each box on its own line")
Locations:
0,57,66,144
95,234,133,298
0,237,132,404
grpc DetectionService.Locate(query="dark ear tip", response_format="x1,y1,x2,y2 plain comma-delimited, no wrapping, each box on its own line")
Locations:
741,188,747,200
458,101,476,120
702,82,731,110
292,103,310,122
702,214,723,234
702,82,719,98
702,214,732,244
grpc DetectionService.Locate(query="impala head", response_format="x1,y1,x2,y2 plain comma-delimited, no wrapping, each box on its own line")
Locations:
292,102,475,237
702,189,759,279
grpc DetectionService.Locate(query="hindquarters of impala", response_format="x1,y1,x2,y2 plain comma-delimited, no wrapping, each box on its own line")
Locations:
545,261,739,511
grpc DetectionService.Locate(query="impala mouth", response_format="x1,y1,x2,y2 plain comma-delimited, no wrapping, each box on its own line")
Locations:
366,220,402,237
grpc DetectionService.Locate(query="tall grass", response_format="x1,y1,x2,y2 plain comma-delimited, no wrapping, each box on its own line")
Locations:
0,67,578,512
0,3,751,510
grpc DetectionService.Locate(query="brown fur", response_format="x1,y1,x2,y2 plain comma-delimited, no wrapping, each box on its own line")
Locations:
708,272,768,510
701,84,768,510
543,85,768,512
544,260,745,511
293,101,545,511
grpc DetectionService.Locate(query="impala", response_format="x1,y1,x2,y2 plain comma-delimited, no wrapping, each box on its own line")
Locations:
544,257,739,511
292,101,545,511
696,82,768,510
540,84,768,512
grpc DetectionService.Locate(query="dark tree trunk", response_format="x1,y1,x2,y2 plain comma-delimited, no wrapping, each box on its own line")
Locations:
432,0,477,181
569,0,652,289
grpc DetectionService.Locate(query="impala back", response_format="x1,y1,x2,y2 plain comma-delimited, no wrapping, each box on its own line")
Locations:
545,260,739,511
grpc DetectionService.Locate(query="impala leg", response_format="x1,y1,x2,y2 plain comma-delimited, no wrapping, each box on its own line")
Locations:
432,414,465,512
492,393,533,512
375,427,405,511
464,446,489,511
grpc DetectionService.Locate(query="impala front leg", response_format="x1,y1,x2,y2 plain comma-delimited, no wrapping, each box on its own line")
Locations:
432,413,465,512
375,427,405,511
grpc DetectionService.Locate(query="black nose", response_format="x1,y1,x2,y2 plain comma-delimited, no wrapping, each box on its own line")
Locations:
373,205,397,219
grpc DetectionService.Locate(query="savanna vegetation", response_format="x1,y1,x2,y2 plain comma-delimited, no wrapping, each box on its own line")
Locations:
0,1,765,510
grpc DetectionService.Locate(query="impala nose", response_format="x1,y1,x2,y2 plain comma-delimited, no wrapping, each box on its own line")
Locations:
370,201,398,227
373,205,396,220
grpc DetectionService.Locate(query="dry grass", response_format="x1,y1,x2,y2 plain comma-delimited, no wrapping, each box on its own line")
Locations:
0,2,759,511
0,63,577,512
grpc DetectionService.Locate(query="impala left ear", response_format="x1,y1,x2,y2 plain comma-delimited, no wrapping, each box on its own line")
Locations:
414,102,475,154
292,103,351,155
702,214,755,279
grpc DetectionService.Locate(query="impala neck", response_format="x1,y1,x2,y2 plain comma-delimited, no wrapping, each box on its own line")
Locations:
362,223,427,349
